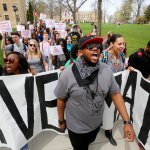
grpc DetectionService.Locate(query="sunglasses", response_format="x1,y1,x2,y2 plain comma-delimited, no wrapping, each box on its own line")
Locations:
30,44,36,47
4,58,15,64
86,43,101,50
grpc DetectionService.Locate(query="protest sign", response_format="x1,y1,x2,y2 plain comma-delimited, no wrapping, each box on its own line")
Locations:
17,25,25,31
50,45,64,56
29,25,34,30
46,19,55,28
21,30,31,38
0,21,12,33
55,23,66,31
40,13,47,21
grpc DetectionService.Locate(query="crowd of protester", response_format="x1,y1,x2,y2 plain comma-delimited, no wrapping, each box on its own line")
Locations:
0,19,150,150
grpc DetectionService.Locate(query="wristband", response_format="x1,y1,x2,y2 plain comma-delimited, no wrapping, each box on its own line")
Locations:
58,120,66,125
124,120,132,125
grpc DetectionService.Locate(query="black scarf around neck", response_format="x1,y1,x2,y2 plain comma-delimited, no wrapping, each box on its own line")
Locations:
72,56,100,87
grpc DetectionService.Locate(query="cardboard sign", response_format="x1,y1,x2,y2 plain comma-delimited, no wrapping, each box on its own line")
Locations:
21,30,31,38
0,21,12,33
54,23,66,31
40,13,47,21
50,45,64,56
17,25,25,31
46,19,55,28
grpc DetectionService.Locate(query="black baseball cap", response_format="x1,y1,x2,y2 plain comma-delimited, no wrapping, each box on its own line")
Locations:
78,34,103,49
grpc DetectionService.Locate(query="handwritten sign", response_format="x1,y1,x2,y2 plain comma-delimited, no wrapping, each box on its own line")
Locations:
50,45,64,56
57,30,67,38
55,23,66,31
0,21,12,33
21,30,31,38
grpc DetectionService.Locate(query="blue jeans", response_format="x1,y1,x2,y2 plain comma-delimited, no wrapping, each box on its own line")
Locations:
20,144,29,150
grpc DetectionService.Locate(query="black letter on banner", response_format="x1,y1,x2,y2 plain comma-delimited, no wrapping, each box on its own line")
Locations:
113,74,122,122
122,71,137,122
138,78,150,145
0,77,34,140
36,73,62,132
0,129,7,144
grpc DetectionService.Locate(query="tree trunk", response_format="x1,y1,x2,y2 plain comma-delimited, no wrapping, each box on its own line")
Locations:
97,0,102,36
72,12,76,24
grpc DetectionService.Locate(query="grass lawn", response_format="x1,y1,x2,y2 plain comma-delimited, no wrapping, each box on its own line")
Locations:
80,23,150,56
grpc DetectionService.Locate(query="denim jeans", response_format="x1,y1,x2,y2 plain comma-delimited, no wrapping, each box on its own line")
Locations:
20,144,29,150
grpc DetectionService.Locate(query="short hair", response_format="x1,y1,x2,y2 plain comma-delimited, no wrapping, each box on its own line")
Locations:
11,32,20,37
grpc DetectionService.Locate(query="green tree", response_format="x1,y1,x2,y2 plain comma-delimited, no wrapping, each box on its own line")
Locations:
144,5,150,21
119,0,133,23
27,2,34,24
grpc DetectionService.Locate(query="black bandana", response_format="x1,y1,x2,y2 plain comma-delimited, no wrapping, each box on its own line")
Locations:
72,56,100,87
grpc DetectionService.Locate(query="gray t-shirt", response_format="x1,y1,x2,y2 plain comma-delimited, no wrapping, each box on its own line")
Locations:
5,43,27,55
54,62,119,133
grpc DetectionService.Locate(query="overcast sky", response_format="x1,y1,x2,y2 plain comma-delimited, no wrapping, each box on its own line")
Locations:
80,0,150,16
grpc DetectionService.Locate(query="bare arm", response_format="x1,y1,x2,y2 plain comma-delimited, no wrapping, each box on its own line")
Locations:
111,92,135,142
57,98,66,130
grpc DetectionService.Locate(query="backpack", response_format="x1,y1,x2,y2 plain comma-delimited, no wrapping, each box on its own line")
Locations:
101,50,125,64
10,44,27,52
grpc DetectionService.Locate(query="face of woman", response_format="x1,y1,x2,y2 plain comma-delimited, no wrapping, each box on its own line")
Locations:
110,37,125,54
59,41,64,50
5,54,20,75
6,38,11,45
29,42,36,52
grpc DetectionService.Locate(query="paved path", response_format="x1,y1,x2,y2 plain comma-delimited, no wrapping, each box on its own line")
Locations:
0,120,139,150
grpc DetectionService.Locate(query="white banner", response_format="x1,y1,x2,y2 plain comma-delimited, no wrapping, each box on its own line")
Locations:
0,21,12,33
21,30,31,38
0,70,150,150
46,19,55,28
17,25,25,31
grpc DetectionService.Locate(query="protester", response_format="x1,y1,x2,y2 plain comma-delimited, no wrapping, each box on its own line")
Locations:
1,32,14,58
40,31,54,70
127,41,150,79
100,34,126,146
3,51,30,150
68,24,81,44
54,34,134,150
26,39,48,74
65,43,79,68
102,31,114,51
4,32,27,55
52,38,70,69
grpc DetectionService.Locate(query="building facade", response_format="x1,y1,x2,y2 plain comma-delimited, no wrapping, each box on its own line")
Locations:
77,11,98,23
0,0,27,28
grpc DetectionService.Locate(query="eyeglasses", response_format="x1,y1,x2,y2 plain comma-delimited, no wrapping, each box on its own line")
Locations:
86,43,101,50
30,44,36,47
4,58,15,64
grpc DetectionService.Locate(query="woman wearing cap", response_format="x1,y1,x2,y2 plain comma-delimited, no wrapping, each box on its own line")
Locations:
100,34,126,146
55,34,134,150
